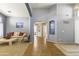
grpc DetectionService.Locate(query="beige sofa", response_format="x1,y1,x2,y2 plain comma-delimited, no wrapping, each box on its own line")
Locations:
0,32,28,46
10,32,29,42
11,32,28,42
0,38,17,46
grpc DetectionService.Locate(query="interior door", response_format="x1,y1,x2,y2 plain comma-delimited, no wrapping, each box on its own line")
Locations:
58,19,74,43
34,24,38,37
34,24,38,49
43,24,47,38
34,23,43,38
42,23,47,44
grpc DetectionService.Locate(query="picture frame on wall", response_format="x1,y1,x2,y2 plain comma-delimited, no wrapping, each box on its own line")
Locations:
16,22,24,28
49,20,55,34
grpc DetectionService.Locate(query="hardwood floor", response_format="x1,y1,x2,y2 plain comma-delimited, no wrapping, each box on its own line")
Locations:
24,37,64,56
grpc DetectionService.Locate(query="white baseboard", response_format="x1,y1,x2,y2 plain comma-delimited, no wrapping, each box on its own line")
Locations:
46,39,74,44
46,39,57,43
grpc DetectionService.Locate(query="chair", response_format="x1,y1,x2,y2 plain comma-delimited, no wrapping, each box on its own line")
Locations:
19,33,28,42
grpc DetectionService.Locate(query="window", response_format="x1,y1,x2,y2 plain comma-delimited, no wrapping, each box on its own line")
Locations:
0,17,3,37
49,20,55,34
0,23,3,37
75,9,79,17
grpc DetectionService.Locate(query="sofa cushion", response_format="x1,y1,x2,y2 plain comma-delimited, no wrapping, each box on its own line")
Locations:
4,33,11,39
14,32,19,36
19,32,24,36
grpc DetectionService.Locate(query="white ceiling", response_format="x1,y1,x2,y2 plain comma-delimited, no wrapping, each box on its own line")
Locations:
29,3,55,8
0,3,30,17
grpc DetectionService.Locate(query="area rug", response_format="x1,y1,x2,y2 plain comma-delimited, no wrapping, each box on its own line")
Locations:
54,44,79,56
0,42,30,56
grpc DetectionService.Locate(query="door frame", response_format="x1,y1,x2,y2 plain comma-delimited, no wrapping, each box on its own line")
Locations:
33,21,48,40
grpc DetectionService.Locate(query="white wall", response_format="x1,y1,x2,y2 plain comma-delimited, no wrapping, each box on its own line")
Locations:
6,16,30,34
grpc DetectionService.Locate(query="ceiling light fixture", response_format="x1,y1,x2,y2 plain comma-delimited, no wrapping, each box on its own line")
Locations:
8,11,11,13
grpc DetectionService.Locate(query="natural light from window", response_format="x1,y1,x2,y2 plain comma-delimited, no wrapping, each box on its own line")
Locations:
0,17,3,37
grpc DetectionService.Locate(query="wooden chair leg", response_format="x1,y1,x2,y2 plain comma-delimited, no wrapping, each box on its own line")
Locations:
9,41,12,46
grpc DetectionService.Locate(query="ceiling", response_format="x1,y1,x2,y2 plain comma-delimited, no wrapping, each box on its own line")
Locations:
29,3,55,8
0,3,30,17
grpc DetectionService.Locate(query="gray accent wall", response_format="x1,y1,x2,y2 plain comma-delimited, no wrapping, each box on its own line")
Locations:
6,17,30,34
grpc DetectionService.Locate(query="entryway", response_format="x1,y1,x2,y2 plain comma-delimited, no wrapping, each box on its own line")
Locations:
33,21,47,50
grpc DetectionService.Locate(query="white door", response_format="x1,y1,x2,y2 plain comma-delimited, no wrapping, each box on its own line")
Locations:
34,24,38,37
34,23,42,38
42,24,47,38
34,23,47,38
42,24,47,44
34,24,38,49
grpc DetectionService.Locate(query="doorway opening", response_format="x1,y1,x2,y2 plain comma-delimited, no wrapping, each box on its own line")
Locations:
33,21,48,50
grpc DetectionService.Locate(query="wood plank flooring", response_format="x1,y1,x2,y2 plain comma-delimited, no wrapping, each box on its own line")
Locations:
24,37,64,56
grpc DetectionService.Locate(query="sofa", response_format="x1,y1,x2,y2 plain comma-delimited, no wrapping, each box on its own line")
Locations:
0,32,29,46
4,32,29,42
0,38,17,46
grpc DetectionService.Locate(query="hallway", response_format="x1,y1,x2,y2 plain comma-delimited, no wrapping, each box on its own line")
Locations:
24,37,64,56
